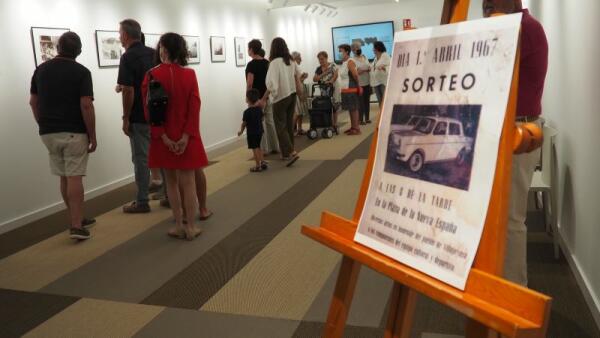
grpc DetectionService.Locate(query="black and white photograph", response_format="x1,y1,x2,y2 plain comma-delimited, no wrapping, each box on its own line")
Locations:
144,33,161,50
210,36,226,63
30,27,69,66
183,35,200,64
384,104,481,191
95,30,125,68
234,37,246,67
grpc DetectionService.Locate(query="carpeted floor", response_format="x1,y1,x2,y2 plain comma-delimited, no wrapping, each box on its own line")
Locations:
0,113,598,338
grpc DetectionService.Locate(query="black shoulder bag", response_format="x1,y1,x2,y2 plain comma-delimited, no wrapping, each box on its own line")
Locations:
146,71,169,126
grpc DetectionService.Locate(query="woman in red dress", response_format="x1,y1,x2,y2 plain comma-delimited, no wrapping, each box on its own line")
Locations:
142,33,208,240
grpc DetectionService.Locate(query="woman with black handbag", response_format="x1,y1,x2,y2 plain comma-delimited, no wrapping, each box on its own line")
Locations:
142,33,209,240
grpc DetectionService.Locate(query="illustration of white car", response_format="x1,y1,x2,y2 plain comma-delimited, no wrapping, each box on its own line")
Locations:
388,117,474,173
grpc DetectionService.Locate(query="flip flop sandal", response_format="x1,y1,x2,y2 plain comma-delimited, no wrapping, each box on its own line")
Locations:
250,166,263,172
167,228,186,239
184,227,203,241
349,129,362,135
199,212,213,221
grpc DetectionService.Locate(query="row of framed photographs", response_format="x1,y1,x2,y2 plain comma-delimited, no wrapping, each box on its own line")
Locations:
31,27,253,68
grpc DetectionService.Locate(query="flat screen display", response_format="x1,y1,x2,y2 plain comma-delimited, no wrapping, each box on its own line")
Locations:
332,21,395,63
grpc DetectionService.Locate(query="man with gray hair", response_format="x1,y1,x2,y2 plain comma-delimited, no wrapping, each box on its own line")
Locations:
117,19,156,213
30,32,97,240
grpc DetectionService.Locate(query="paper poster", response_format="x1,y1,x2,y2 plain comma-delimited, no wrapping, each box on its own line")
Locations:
355,14,522,290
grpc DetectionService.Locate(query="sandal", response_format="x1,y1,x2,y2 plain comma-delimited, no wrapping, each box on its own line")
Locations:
167,227,186,239
184,226,203,241
250,166,263,173
261,161,269,170
348,129,362,135
199,211,213,221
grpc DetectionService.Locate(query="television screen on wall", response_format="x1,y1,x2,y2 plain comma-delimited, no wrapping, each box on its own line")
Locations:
332,21,395,64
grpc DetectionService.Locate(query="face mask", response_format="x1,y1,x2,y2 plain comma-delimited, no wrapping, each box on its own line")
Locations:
355,49,362,56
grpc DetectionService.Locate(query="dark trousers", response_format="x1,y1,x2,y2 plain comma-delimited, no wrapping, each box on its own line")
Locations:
272,93,297,158
359,85,372,122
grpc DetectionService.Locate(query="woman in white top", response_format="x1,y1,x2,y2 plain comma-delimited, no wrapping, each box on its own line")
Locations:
371,41,391,108
264,37,303,165
338,44,362,135
351,42,372,125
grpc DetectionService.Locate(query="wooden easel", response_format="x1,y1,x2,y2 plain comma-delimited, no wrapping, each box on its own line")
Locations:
300,1,551,337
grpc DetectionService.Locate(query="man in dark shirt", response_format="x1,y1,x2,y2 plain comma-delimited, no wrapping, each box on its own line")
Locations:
117,19,156,213
483,0,549,286
29,32,97,240
246,39,279,154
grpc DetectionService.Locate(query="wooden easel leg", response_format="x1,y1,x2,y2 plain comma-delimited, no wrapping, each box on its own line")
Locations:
466,319,498,338
384,283,417,338
323,256,361,338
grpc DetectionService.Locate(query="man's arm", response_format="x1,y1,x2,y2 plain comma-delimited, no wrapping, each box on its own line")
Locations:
121,86,135,121
246,72,254,91
29,94,40,124
81,96,97,153
121,86,134,136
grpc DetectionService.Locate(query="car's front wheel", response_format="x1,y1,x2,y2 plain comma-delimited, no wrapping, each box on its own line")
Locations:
456,148,468,166
408,151,424,173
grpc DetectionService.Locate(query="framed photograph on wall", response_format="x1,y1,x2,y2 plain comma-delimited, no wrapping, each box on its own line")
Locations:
31,27,70,67
95,30,125,68
210,36,226,63
234,37,246,67
183,35,200,64
144,33,161,49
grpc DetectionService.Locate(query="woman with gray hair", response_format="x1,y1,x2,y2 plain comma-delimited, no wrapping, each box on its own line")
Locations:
291,51,309,135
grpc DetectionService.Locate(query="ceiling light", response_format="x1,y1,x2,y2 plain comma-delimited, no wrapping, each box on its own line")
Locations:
304,5,311,11
311,5,319,13
320,8,327,15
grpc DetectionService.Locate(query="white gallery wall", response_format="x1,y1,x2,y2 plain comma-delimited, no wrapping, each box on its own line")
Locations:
0,0,269,231
528,0,600,324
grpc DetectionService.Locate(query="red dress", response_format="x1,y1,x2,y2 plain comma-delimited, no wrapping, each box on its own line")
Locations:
142,64,208,169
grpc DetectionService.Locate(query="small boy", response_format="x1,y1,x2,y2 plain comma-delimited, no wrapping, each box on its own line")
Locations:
238,89,268,172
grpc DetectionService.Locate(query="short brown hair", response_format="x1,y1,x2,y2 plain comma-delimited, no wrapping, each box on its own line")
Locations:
338,44,351,55
120,19,142,40
317,51,328,59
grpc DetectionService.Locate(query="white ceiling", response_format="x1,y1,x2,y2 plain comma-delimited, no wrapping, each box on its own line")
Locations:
269,0,399,9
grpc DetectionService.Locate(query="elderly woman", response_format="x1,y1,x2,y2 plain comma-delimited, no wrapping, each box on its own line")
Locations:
371,41,391,108
291,51,309,136
313,51,339,134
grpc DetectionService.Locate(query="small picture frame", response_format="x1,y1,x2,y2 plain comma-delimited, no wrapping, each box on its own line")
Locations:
183,35,201,64
210,36,226,63
95,30,125,68
234,37,246,67
31,27,70,67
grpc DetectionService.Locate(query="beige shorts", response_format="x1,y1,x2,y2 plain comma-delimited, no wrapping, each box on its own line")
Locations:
41,133,89,177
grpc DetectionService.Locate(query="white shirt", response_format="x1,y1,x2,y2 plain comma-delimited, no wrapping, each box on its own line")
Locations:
353,55,371,87
371,52,391,87
266,58,298,103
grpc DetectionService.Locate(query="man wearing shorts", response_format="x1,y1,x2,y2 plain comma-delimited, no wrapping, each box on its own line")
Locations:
30,32,97,240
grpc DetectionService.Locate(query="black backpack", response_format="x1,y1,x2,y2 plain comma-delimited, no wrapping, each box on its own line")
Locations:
146,71,169,126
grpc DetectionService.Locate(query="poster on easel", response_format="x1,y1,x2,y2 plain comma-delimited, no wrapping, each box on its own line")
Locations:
355,14,522,290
